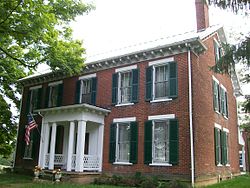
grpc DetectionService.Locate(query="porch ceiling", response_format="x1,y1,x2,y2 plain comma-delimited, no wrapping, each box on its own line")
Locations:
35,103,110,116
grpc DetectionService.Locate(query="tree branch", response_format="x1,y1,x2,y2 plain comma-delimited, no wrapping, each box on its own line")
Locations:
0,46,42,69
0,0,23,26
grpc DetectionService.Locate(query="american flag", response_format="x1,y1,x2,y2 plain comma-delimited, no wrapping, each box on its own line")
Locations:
25,113,38,145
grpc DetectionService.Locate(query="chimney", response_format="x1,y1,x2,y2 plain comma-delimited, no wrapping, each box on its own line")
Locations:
195,0,209,31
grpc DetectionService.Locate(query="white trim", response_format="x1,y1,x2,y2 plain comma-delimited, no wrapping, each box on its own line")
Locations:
48,80,63,86
148,57,174,66
115,103,134,107
223,128,229,133
149,163,172,167
213,38,220,46
113,117,136,123
30,85,42,90
220,84,227,92
226,164,230,167
113,162,133,165
115,65,137,73
212,75,219,84
150,98,172,103
79,73,96,80
148,114,175,120
214,123,222,129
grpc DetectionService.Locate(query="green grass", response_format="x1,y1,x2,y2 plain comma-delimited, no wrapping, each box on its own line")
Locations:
205,175,250,188
0,172,126,188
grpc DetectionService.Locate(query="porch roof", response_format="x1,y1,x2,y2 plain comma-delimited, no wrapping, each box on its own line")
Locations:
35,103,110,116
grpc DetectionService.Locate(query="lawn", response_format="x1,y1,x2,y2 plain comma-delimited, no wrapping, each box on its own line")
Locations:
0,171,250,188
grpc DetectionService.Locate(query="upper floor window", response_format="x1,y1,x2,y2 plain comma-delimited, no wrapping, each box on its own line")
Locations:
212,76,228,118
214,39,223,64
45,81,63,108
146,58,177,102
75,74,97,105
109,119,138,164
144,116,178,166
112,65,139,105
26,86,42,113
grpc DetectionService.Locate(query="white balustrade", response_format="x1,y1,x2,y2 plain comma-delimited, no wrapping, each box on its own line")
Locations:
54,154,65,165
71,154,76,170
83,155,100,171
44,154,50,167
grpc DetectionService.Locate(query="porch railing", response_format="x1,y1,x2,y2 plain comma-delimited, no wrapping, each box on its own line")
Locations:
44,154,100,171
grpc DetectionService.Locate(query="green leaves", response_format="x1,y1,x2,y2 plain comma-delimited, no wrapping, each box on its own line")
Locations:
0,0,93,157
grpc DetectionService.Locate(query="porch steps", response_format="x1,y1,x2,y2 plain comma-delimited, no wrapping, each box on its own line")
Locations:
41,170,101,184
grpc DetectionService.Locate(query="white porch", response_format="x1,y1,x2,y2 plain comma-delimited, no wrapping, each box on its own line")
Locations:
37,103,109,172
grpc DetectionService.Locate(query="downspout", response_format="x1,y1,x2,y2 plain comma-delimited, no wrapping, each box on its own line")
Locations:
188,48,195,187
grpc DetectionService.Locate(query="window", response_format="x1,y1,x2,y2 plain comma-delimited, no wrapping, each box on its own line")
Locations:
109,121,138,164
144,118,178,165
214,127,229,166
112,67,139,105
75,77,97,105
23,131,34,159
212,77,228,118
153,121,169,163
45,82,63,108
214,39,223,64
26,86,42,113
146,61,177,101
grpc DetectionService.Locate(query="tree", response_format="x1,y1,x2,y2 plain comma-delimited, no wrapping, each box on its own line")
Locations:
0,0,93,157
208,0,250,112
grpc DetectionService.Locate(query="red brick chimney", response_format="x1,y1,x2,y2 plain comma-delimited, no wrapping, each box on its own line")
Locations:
195,0,209,31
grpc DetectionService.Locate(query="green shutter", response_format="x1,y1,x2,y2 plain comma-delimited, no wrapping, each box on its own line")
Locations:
214,40,219,64
220,88,225,115
221,131,226,165
225,91,228,117
225,133,228,164
91,77,97,105
45,86,50,108
109,123,116,163
213,80,218,112
169,62,178,98
26,90,31,114
132,69,139,103
214,128,220,165
112,73,118,105
57,83,64,107
37,88,42,109
144,120,152,164
169,119,178,165
75,80,81,104
130,121,138,164
145,67,153,101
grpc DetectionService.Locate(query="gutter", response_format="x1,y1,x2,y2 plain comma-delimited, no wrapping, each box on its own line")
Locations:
188,48,195,187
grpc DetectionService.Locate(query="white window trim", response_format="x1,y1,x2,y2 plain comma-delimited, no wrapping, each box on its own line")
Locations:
148,57,174,66
30,85,42,90
113,162,133,165
148,114,175,120
223,128,229,133
149,163,172,167
115,103,134,107
212,75,219,84
214,123,222,129
48,80,63,86
150,98,172,103
79,73,96,80
115,65,137,73
113,117,136,123
220,84,227,92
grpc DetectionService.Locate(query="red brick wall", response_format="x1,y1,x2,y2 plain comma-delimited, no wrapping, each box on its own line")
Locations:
192,33,240,180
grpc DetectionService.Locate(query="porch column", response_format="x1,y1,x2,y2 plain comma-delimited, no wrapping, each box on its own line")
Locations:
98,124,104,172
40,123,50,168
75,120,86,172
49,122,57,170
38,121,45,168
66,121,75,171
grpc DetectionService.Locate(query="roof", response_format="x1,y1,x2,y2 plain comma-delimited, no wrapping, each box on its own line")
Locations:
19,24,225,85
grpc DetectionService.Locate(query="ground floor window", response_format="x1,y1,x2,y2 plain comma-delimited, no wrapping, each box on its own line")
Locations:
214,127,229,165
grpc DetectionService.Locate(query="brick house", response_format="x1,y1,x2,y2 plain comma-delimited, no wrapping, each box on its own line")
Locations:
14,0,240,185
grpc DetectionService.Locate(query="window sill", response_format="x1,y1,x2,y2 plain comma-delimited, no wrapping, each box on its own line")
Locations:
226,164,230,167
149,163,172,167
223,116,228,120
215,110,220,115
113,162,133,165
115,103,134,107
150,98,172,103
217,164,223,167
23,157,33,160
